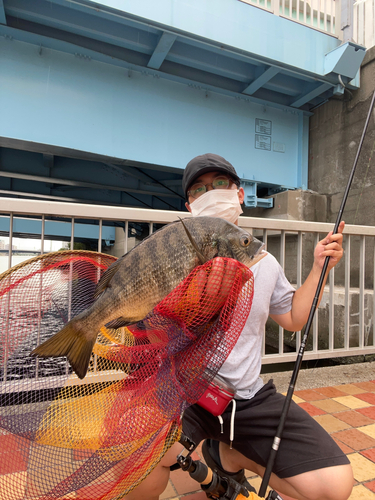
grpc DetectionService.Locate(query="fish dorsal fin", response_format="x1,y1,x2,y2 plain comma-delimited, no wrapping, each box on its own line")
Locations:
179,217,206,265
93,259,122,299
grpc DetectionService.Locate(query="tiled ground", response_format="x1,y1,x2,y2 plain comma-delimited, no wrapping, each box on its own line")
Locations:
161,380,375,500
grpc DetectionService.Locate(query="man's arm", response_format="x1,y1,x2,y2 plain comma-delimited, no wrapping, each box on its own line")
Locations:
270,221,345,332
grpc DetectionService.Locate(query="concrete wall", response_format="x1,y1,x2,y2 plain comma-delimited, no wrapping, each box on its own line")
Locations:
309,46,375,227
245,189,327,222
309,46,375,292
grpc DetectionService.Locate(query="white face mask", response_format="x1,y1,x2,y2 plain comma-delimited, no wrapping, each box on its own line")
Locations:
189,188,243,224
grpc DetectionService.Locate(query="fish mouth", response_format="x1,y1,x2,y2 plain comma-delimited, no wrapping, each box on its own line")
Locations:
245,242,266,268
256,242,266,255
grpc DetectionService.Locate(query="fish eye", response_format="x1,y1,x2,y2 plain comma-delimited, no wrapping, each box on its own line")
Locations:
240,235,251,247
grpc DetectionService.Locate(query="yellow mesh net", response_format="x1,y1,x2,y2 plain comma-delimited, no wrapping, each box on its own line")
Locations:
0,251,254,499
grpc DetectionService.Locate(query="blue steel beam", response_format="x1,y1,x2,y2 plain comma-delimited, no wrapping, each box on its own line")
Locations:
0,0,6,24
0,137,182,175
165,41,258,83
5,0,262,85
0,188,116,205
4,0,361,93
242,67,280,95
148,32,177,70
263,74,309,97
0,147,184,204
43,154,54,170
2,0,362,205
75,0,346,78
0,183,181,210
0,171,182,199
103,164,184,201
0,189,166,209
0,23,312,115
178,35,335,89
6,13,261,90
290,83,332,108
5,0,265,81
175,36,263,68
105,164,154,184
3,0,362,112
4,0,159,54
0,36,310,193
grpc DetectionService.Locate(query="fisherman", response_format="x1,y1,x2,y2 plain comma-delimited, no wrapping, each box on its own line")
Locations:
125,153,353,500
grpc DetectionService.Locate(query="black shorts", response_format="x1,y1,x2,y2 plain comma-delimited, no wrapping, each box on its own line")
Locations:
182,379,350,478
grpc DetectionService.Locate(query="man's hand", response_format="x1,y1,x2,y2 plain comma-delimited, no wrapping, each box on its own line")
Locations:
174,257,250,327
313,221,345,273
201,257,240,310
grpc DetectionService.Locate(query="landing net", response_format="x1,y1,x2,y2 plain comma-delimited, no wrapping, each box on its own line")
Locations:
0,251,254,499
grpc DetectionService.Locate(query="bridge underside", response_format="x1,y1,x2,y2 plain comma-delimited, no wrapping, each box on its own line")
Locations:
0,0,366,209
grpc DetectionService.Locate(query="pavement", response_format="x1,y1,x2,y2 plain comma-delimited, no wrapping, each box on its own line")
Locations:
162,361,375,500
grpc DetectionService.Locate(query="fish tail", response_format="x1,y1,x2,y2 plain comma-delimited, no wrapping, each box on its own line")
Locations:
31,320,96,380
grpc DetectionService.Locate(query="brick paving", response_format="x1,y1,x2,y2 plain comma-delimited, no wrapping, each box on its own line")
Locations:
161,380,375,500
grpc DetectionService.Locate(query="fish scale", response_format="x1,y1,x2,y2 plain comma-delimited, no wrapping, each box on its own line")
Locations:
31,217,264,379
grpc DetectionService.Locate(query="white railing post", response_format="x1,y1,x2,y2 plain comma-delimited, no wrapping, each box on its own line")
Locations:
272,0,280,16
359,235,365,347
8,213,13,270
341,0,354,41
312,233,320,352
335,0,343,39
240,0,347,38
344,236,351,350
354,0,375,47
329,266,335,350
273,0,280,16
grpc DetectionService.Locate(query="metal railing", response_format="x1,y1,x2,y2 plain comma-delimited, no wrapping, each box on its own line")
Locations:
0,197,374,390
240,0,375,47
239,0,340,37
354,0,375,48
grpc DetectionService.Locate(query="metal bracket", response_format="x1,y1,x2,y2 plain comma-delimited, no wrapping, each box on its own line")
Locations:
324,42,366,81
241,181,274,208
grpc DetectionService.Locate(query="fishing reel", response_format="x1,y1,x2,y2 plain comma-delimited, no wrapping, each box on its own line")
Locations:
176,435,283,500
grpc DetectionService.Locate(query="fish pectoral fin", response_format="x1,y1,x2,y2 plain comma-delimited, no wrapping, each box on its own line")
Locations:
105,317,132,329
31,321,96,380
178,217,207,265
94,259,121,299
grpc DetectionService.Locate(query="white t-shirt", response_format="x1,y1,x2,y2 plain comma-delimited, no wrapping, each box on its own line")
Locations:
218,252,295,400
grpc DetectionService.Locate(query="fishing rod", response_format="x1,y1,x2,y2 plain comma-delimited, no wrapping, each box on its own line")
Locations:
258,88,375,498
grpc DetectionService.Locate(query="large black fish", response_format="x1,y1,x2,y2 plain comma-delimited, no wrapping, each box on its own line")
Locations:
31,217,264,379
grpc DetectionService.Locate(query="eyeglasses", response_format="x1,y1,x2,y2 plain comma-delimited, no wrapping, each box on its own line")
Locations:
187,176,235,199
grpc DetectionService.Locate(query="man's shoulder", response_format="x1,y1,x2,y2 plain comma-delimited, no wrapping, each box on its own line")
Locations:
251,251,284,280
254,251,279,268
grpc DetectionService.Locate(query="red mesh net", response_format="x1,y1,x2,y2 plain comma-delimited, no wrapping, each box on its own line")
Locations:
0,251,254,499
